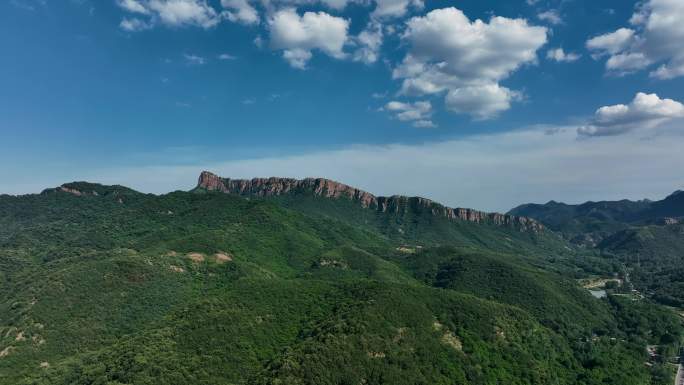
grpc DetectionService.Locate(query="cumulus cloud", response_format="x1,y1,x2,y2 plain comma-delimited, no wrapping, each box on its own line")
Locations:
352,21,383,64
117,0,150,14
268,8,349,69
116,0,221,30
537,10,562,25
384,100,435,127
392,7,547,119
221,0,259,25
372,0,423,19
546,48,581,62
445,84,521,120
578,92,684,137
218,0,359,26
281,49,312,68
586,0,684,78
586,28,635,55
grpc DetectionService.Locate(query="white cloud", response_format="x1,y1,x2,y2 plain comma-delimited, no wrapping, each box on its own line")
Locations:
445,84,521,120
537,10,562,25
281,49,312,69
116,0,221,30
268,9,349,69
586,0,684,78
218,53,237,60
150,0,220,27
221,0,259,25
384,100,435,127
117,0,149,14
605,52,651,72
120,17,153,31
586,28,635,55
352,21,383,64
578,92,684,137
393,7,547,119
217,0,358,27
546,48,581,62
651,63,684,80
184,53,206,65
372,0,424,19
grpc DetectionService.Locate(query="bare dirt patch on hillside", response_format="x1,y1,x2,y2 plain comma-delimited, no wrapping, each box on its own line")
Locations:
187,253,205,262
441,331,463,351
0,346,13,358
214,252,233,263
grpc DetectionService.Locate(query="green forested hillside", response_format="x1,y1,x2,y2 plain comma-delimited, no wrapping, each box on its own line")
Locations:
509,190,684,306
508,199,651,246
599,224,684,306
0,181,681,384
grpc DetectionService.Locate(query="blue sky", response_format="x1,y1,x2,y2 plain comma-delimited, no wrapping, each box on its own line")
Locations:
1,0,684,211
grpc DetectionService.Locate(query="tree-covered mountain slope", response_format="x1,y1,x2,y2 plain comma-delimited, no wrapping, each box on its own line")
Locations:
509,189,684,306
0,178,681,385
192,172,576,261
508,190,684,246
598,224,684,306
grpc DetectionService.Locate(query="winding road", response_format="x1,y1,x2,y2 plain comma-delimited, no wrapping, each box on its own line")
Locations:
676,363,683,385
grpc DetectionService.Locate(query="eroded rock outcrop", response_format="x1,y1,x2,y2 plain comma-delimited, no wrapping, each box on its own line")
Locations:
198,171,377,207
197,171,544,233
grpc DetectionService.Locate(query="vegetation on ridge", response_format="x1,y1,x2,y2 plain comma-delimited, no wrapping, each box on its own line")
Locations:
0,181,681,384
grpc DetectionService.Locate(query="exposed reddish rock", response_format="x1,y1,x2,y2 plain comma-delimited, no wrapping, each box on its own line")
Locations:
197,171,544,233
198,171,229,193
198,171,378,208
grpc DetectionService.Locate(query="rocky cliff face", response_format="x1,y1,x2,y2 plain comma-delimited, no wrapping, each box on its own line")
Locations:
197,171,544,233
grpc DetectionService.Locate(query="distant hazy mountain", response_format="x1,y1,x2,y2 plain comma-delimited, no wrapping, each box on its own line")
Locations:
509,190,684,244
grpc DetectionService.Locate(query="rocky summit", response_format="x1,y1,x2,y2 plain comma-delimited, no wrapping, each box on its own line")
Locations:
197,171,544,233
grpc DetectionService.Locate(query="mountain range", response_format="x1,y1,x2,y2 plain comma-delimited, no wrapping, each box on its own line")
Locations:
0,172,682,385
509,190,684,245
